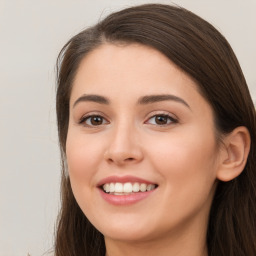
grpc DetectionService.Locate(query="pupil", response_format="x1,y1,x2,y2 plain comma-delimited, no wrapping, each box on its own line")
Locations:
156,115,167,124
92,116,102,125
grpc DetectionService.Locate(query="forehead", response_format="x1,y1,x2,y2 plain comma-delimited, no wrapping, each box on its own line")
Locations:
71,43,200,100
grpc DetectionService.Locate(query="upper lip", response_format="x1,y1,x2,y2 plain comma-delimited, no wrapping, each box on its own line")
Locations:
97,175,157,187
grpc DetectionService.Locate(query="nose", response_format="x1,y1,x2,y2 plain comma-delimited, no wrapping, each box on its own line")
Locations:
104,123,143,166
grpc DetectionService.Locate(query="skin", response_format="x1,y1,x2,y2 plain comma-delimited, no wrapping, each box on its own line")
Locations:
66,43,226,256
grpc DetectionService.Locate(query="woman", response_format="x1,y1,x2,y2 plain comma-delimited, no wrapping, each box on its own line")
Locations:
54,4,256,256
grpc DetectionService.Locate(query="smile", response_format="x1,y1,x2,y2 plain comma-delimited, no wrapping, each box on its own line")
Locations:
102,182,157,195
98,176,158,205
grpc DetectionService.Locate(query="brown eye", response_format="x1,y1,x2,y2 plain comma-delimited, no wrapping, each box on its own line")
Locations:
81,115,108,126
146,114,177,126
90,116,104,125
155,115,169,125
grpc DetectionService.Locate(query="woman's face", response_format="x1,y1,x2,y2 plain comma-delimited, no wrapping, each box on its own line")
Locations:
66,43,221,243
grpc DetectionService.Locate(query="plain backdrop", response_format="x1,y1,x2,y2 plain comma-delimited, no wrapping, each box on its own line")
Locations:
0,0,255,255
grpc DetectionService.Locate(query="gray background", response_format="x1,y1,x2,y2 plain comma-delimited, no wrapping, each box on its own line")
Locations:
0,0,255,255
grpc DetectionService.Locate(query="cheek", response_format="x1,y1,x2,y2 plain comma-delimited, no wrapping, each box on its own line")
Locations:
148,128,218,194
66,131,104,189
65,131,107,217
146,132,218,226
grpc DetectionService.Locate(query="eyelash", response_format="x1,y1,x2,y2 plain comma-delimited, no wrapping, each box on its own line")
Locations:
79,113,178,127
79,114,109,127
145,113,178,126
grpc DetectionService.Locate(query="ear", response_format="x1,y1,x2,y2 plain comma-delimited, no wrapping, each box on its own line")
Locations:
217,126,251,182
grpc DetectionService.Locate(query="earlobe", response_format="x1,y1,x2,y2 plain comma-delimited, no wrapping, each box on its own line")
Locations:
217,126,251,182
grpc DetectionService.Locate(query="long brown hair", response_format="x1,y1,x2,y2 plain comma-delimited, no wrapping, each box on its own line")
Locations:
55,4,256,256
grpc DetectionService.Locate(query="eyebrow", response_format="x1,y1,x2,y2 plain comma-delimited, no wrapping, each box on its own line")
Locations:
73,94,109,108
138,94,190,109
73,93,190,109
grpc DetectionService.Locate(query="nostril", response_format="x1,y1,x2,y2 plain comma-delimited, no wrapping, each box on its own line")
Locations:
126,158,135,161
104,148,143,165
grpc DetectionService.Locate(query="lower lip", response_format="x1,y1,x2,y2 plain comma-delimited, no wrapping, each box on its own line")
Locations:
98,188,156,205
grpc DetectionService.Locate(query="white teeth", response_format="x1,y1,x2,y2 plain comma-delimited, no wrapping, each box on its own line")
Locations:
140,183,147,192
103,183,110,193
147,184,156,191
109,183,115,193
115,182,123,193
123,182,133,193
102,182,157,194
132,182,140,192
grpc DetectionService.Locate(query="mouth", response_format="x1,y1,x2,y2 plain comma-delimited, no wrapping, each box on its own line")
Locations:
101,182,158,195
97,175,158,205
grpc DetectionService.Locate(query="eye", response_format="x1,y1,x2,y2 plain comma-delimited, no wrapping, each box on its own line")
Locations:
146,114,177,126
80,115,108,126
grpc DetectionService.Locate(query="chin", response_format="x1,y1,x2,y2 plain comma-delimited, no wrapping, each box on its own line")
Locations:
102,227,156,242
93,216,163,242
